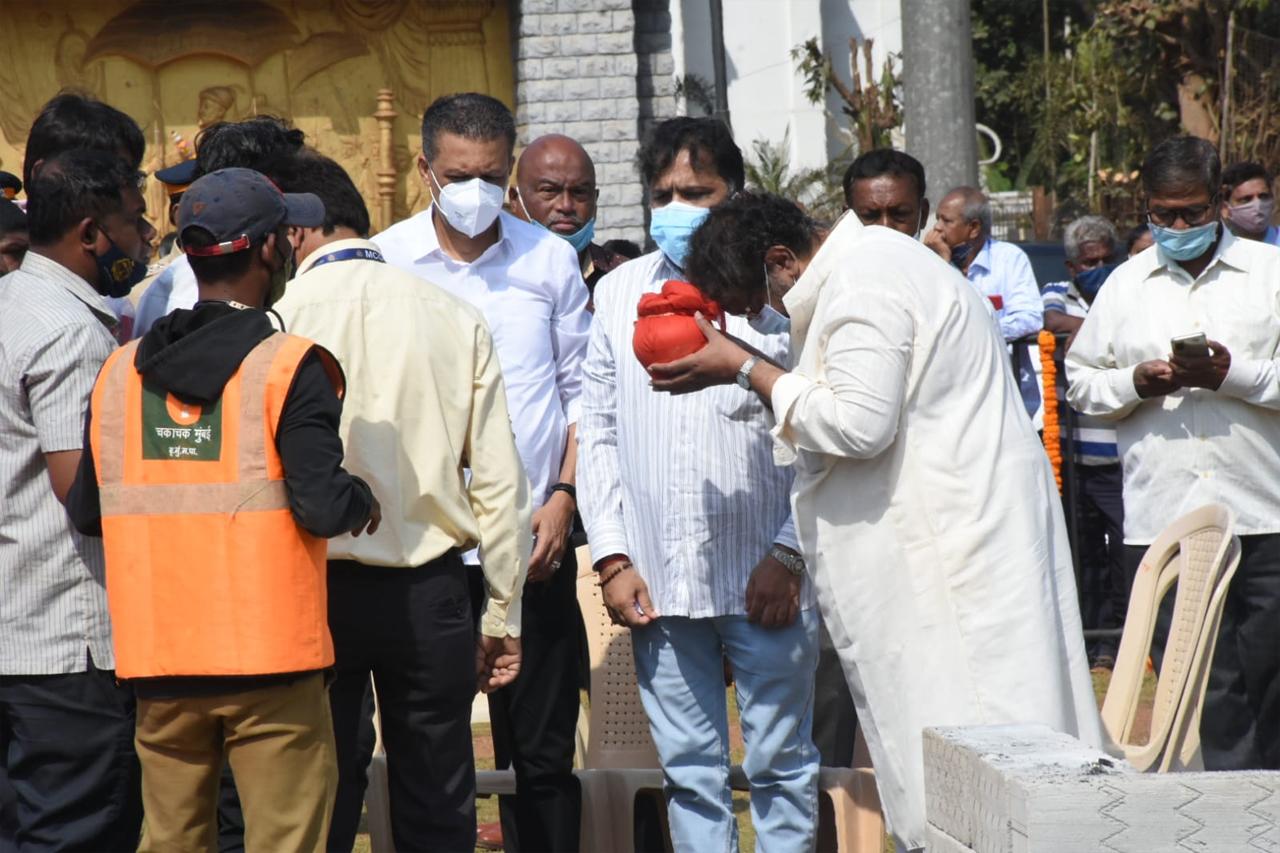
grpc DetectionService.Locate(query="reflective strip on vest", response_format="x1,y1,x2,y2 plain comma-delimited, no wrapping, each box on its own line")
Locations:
99,480,290,516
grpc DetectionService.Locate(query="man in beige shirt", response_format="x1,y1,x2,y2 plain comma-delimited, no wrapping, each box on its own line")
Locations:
273,151,531,852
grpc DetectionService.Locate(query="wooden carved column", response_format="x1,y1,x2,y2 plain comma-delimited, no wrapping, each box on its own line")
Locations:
374,88,398,233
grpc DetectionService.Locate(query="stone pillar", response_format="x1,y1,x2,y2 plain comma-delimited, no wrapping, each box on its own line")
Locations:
902,0,979,202
512,0,675,245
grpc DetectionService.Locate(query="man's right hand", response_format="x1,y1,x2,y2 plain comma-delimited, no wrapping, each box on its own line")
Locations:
599,562,659,628
352,496,382,537
475,634,521,694
1133,359,1181,399
923,227,951,262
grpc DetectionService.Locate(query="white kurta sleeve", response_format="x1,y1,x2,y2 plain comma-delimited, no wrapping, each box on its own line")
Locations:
770,285,912,460
1064,283,1142,419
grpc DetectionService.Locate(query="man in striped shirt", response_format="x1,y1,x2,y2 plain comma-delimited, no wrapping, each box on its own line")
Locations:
0,146,153,847
577,117,820,852
1042,215,1126,668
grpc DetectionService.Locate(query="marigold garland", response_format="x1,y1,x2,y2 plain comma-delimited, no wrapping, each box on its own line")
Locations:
1039,330,1063,493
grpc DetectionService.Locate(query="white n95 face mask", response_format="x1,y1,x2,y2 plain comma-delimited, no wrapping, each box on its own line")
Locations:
429,166,505,238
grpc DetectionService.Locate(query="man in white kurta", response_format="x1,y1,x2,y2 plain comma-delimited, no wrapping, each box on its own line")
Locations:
654,206,1103,851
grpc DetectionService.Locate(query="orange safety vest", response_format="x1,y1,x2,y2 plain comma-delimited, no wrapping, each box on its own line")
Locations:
90,332,343,679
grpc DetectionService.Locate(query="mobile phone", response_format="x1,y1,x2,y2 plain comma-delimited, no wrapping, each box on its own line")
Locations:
1171,332,1210,359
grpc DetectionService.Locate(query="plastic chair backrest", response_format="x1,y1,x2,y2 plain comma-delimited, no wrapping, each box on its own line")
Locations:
574,545,662,771
1101,503,1237,771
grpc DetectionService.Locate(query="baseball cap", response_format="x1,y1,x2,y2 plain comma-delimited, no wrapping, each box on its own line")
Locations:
179,167,323,257
154,159,199,199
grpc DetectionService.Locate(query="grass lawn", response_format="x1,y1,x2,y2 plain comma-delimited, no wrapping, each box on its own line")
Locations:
353,667,1156,852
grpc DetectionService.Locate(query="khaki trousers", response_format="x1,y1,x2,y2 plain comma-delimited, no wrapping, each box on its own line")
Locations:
135,672,337,853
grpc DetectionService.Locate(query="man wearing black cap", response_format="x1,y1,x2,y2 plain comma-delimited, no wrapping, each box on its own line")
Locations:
0,198,26,275
66,168,380,851
0,170,21,202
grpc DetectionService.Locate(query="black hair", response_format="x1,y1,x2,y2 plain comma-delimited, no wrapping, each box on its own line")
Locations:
842,148,926,204
183,225,259,283
1125,223,1150,254
684,192,820,305
420,93,516,161
1142,136,1221,197
23,92,145,188
272,150,370,237
603,238,642,260
196,116,305,177
1222,161,1275,197
0,199,26,235
637,117,745,192
25,149,137,245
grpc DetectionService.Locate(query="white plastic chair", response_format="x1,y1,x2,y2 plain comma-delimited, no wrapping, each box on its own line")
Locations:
1101,503,1241,772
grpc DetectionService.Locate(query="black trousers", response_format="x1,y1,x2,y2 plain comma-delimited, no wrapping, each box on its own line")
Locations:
328,554,478,853
0,661,142,852
1123,532,1280,770
1074,464,1126,657
469,554,584,853
812,621,857,768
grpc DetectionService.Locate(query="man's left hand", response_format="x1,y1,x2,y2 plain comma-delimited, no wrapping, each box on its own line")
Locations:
528,491,574,584
745,551,801,629
1171,339,1231,391
649,313,751,394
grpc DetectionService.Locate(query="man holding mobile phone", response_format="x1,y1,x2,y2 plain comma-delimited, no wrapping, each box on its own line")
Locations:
1067,136,1280,771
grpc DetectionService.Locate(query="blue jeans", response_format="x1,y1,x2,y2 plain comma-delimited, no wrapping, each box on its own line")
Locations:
631,610,820,853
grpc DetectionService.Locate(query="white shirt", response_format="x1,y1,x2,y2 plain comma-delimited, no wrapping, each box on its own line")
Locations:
1066,232,1280,544
375,207,590,514
577,251,809,619
133,254,196,339
274,238,531,637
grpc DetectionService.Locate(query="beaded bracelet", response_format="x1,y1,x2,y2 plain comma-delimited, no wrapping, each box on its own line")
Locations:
598,561,634,588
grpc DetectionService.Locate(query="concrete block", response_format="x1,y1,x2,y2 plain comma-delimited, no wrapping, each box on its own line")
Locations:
544,100,581,123
521,80,563,103
558,34,599,57
554,0,592,10
595,32,634,55
518,0,557,12
582,98,637,121
515,58,543,81
576,0,630,10
563,77,599,100
539,13,578,35
517,36,559,59
599,119,636,141
543,57,578,79
583,141,621,164
611,10,637,30
924,725,1280,852
614,54,639,76
576,11,614,34
558,121,603,144
599,75,635,99
577,55,615,77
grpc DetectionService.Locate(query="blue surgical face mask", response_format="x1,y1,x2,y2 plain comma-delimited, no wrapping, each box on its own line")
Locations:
1150,220,1219,262
748,263,791,335
950,239,976,269
1074,262,1116,302
94,228,148,298
649,201,710,268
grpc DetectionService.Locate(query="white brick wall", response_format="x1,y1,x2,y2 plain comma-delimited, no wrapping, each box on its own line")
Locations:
514,0,676,244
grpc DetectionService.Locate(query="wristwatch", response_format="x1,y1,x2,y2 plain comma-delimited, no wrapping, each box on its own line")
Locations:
736,355,761,390
769,545,806,576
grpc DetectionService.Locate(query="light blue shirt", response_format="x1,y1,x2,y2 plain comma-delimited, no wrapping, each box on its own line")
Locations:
1266,225,1280,247
966,238,1043,342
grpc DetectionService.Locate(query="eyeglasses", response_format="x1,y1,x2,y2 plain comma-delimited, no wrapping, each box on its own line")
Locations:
1146,199,1218,228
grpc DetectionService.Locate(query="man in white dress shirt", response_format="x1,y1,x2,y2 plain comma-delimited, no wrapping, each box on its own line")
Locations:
1069,136,1280,770
650,192,1101,852
577,118,820,852
375,93,589,852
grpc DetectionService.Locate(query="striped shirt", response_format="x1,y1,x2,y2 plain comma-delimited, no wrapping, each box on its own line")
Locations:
0,252,118,674
577,251,812,618
1041,279,1119,465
